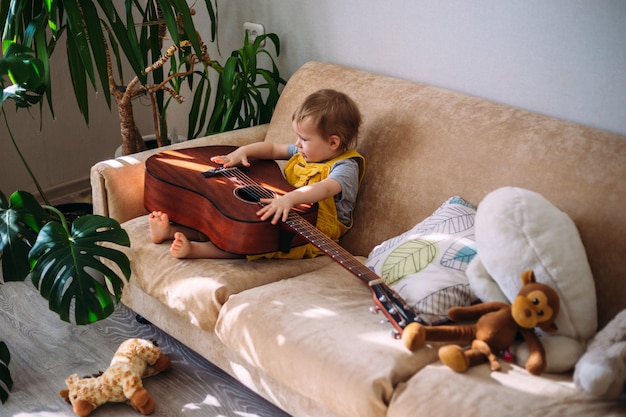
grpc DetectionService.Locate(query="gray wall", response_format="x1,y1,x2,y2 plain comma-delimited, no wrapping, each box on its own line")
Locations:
188,0,625,135
1,46,153,199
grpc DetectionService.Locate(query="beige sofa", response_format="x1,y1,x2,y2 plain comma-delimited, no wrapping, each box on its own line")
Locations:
91,61,626,417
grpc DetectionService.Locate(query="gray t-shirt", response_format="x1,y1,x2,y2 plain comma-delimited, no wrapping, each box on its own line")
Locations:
287,144,360,226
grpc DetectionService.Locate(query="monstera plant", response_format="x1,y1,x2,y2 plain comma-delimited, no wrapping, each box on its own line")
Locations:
0,188,131,403
0,190,130,322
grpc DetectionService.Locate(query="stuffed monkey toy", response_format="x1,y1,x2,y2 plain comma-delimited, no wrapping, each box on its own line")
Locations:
402,270,560,375
60,338,171,416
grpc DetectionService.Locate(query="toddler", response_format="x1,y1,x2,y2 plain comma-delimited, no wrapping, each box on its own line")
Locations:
149,89,365,259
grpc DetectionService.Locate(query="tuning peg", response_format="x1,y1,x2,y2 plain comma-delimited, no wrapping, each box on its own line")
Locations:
378,295,388,303
387,308,397,315
391,329,401,339
369,306,380,314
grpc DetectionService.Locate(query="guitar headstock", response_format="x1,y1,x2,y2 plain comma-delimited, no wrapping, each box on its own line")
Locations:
368,282,425,338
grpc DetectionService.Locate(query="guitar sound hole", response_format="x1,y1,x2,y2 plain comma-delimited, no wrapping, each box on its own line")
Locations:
234,185,276,204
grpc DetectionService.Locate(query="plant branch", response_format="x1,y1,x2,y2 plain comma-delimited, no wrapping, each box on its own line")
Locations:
147,92,163,147
141,38,211,147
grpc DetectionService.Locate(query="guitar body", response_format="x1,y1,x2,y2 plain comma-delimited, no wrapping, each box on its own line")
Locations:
144,146,317,255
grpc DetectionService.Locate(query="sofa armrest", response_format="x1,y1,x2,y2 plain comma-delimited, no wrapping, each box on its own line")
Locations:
90,124,269,223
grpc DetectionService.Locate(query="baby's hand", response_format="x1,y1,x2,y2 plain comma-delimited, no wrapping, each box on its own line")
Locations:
210,149,250,167
257,196,295,224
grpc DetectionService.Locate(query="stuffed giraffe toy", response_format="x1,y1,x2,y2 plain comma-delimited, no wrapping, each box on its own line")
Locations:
60,338,171,416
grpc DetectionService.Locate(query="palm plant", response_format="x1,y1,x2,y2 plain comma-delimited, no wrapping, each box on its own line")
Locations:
200,32,284,136
1,0,218,155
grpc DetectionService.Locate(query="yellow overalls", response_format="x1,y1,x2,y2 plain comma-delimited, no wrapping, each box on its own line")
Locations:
248,150,365,260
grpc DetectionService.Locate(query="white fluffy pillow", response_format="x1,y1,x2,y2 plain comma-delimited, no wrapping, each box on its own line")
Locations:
467,187,597,372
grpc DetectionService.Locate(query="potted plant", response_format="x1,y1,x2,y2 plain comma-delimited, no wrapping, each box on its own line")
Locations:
1,83,132,400
0,187,131,402
1,0,284,156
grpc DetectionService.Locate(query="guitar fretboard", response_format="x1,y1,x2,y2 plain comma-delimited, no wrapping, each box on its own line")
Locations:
285,213,383,286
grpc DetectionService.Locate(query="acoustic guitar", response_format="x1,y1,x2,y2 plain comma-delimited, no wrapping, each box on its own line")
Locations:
144,146,423,336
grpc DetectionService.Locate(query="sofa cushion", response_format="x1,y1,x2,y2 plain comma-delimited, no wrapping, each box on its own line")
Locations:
387,362,625,417
215,260,440,417
120,215,332,331
365,196,478,325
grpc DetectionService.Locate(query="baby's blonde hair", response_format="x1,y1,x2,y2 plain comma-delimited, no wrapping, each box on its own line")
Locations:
292,89,362,152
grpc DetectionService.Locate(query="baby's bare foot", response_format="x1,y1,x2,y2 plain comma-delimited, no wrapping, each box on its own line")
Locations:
148,211,173,243
170,232,192,258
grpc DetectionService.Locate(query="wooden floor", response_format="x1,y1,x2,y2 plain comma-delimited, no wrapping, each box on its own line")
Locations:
0,280,292,417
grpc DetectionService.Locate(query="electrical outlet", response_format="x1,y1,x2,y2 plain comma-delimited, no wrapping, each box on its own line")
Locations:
244,22,265,46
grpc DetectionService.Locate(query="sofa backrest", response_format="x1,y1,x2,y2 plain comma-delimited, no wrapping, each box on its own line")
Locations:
265,61,626,329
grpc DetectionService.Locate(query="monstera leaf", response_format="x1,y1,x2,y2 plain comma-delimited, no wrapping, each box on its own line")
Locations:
28,214,130,325
0,190,50,282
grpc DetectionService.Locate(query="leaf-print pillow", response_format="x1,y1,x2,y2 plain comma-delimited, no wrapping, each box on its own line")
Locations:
365,196,478,325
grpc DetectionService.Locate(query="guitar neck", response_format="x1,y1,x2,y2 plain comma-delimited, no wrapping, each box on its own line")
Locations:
285,213,379,283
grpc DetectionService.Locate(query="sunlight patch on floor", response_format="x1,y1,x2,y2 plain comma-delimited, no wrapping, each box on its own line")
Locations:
182,394,264,417
182,393,221,410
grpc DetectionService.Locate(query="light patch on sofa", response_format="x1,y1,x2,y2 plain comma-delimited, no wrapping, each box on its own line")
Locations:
295,307,338,319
